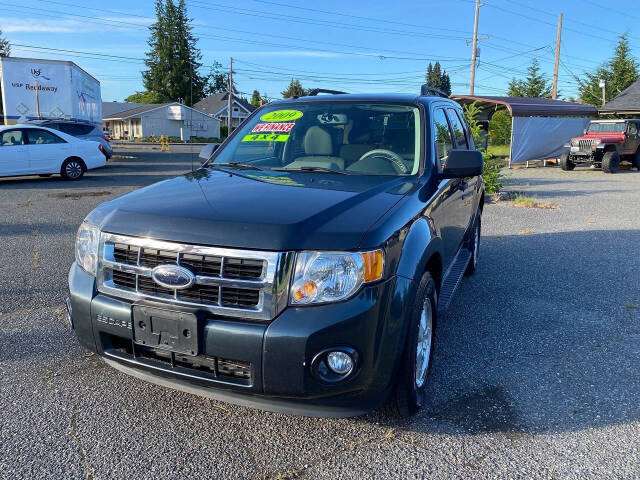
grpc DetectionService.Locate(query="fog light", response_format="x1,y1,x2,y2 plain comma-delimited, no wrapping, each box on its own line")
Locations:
326,351,353,375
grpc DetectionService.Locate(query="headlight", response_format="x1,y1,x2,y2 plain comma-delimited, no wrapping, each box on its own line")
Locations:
75,221,100,276
570,139,579,147
290,250,384,305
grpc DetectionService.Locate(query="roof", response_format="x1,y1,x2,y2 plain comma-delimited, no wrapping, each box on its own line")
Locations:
600,79,640,114
102,102,140,118
0,56,100,84
103,103,169,120
194,93,255,116
451,95,598,117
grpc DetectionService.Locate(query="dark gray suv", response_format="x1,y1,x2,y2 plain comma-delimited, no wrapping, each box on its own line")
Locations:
26,119,112,159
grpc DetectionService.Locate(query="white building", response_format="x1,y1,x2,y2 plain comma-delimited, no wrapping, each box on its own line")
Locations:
103,102,221,140
194,92,255,128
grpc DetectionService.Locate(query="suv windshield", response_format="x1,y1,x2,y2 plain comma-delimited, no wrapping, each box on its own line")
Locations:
587,122,626,133
211,102,421,176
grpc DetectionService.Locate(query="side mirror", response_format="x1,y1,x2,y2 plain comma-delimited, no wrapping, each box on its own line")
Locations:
442,150,483,178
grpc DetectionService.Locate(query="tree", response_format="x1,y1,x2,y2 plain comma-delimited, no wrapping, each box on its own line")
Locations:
281,78,307,98
507,58,552,98
0,28,10,57
578,33,639,107
204,60,236,95
142,0,207,105
425,61,451,96
125,91,164,103
0,28,9,115
488,109,511,146
250,90,263,107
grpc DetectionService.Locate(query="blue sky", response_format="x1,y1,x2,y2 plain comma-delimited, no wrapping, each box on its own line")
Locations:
2,0,637,102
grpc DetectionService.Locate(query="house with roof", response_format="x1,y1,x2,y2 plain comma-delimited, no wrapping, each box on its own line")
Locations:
102,102,220,140
601,78,640,115
194,92,256,128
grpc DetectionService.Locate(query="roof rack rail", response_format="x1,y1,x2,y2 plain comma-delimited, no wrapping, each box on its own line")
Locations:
307,88,348,96
420,85,449,98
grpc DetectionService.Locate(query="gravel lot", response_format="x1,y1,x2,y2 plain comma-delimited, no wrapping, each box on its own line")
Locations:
1,151,639,479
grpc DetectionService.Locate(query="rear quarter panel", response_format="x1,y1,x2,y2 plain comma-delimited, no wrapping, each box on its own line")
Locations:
73,140,106,170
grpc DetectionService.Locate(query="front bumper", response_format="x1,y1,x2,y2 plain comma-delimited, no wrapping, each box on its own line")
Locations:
68,262,415,417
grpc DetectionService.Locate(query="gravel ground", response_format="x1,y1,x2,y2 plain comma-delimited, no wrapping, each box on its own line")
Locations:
1,153,639,479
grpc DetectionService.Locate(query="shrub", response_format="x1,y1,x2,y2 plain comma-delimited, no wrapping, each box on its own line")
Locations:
489,109,512,145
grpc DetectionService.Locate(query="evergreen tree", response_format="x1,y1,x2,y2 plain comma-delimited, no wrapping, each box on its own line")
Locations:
425,61,451,95
251,90,263,107
507,58,552,98
0,28,10,57
0,28,9,115
125,91,164,103
578,33,639,106
142,0,207,105
281,79,307,98
204,60,236,95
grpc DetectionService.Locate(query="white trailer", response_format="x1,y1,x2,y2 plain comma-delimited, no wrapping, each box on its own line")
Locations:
0,56,102,125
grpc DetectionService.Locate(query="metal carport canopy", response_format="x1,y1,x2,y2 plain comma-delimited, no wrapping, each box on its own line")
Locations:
449,96,598,165
450,95,597,118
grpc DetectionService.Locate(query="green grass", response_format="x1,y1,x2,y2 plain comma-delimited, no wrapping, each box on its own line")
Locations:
513,195,536,208
487,144,511,157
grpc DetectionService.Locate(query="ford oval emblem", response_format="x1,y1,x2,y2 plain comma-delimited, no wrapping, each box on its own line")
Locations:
151,265,195,290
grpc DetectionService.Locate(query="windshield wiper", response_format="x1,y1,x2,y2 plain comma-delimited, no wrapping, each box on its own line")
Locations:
211,162,270,171
275,166,354,175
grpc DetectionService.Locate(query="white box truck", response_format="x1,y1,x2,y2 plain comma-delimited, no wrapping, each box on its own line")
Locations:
0,56,102,125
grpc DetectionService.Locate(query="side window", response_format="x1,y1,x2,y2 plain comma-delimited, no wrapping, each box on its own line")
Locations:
26,129,65,145
432,108,454,168
627,122,639,137
446,108,468,149
0,130,25,146
57,124,76,135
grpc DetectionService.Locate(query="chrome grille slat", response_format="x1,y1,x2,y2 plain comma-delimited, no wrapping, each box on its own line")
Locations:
97,233,293,321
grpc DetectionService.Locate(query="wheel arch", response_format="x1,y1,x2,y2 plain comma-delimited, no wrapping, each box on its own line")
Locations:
396,217,444,293
61,156,87,171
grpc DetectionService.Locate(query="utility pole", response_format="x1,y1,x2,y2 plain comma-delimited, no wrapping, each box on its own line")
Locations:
227,57,233,130
469,0,486,95
552,13,563,100
599,79,607,106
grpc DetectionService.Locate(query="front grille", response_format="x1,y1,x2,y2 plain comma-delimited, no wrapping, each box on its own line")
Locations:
99,233,293,321
578,139,596,154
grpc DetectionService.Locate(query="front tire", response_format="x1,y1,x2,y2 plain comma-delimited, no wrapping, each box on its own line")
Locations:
602,151,620,173
387,271,437,417
61,158,85,180
559,151,575,171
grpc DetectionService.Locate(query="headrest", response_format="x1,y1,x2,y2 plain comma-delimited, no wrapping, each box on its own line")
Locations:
304,126,333,155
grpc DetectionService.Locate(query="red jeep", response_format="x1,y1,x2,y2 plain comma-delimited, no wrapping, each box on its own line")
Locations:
561,119,640,173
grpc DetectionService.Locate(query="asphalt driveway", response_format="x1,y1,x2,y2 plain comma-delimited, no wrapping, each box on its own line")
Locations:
1,151,639,479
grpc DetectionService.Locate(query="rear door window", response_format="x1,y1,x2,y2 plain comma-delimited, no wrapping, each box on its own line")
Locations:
432,108,454,169
446,109,469,149
0,130,25,146
26,129,65,145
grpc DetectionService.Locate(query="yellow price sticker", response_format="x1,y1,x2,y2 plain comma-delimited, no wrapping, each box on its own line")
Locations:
260,110,303,122
242,133,290,143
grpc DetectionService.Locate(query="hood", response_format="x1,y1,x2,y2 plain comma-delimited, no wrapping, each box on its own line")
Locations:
577,131,626,143
86,168,417,251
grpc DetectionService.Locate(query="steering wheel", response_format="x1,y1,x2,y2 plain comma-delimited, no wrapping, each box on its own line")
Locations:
356,149,409,174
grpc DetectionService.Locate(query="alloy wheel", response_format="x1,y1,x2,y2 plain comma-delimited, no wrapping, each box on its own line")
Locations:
415,298,433,389
66,161,82,179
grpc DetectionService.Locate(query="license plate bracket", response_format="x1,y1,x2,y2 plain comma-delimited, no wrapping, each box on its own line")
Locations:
132,306,199,356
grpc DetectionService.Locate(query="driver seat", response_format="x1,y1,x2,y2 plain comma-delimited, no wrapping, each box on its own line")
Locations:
286,126,344,170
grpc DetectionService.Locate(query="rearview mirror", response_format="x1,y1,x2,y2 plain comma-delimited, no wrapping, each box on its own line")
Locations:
442,150,483,178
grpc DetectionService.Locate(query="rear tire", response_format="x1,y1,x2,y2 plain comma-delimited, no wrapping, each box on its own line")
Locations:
465,215,481,276
61,158,85,180
633,149,640,171
559,151,575,171
602,151,620,174
386,271,437,417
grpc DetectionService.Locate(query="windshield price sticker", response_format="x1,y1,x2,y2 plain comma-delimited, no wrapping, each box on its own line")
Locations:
260,110,303,122
242,133,290,143
251,122,295,133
